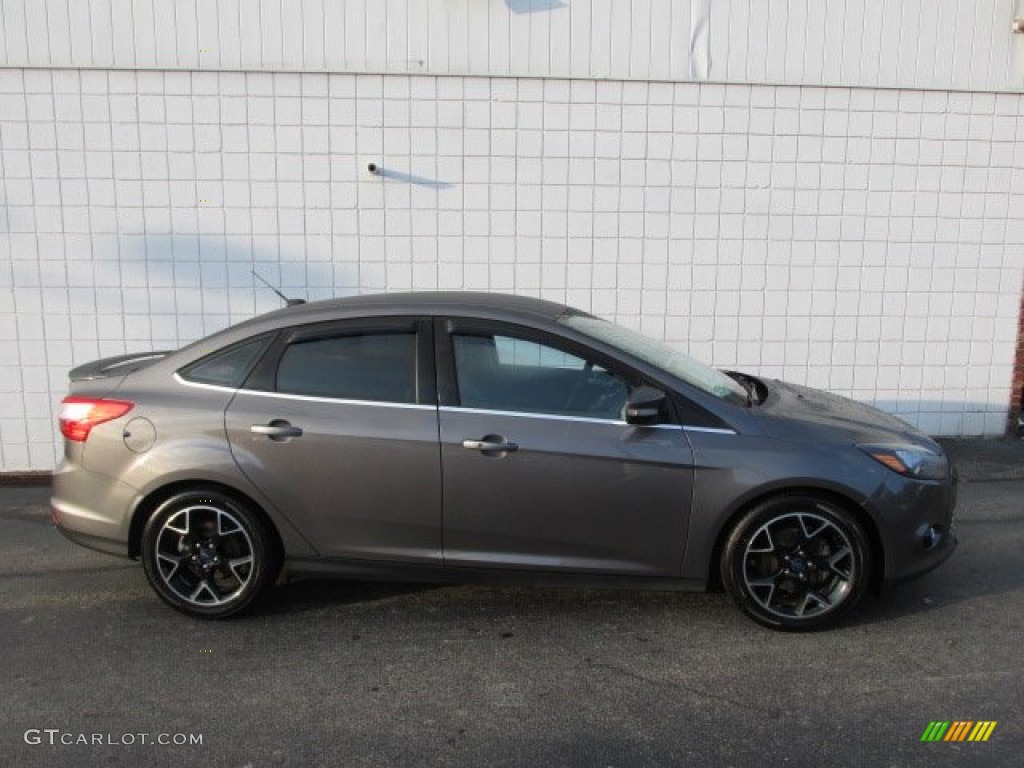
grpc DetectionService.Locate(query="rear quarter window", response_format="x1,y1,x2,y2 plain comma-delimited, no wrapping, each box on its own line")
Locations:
179,337,271,388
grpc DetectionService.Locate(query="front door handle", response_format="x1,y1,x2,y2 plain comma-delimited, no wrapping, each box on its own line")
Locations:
251,421,303,440
462,436,518,454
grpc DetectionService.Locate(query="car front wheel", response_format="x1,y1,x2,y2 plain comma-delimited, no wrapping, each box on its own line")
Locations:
721,494,872,631
141,489,279,619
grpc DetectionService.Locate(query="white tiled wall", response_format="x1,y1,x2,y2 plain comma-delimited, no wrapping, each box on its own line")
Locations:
2,0,1022,92
0,67,1022,468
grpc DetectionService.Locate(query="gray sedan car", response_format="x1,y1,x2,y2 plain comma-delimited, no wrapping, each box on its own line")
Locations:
53,292,956,630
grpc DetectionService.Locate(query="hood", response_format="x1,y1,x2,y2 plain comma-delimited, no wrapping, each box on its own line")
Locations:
753,379,941,450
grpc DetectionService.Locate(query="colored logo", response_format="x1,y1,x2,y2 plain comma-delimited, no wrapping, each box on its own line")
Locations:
921,721,997,742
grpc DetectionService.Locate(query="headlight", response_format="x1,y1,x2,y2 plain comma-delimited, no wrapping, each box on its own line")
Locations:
858,443,948,480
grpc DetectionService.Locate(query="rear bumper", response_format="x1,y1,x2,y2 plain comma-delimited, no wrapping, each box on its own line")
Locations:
53,517,131,557
51,459,139,557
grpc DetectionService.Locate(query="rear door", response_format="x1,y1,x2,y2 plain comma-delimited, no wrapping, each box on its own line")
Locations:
224,317,442,563
436,318,695,577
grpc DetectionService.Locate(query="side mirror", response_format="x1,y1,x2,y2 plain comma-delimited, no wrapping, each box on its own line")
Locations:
624,385,667,425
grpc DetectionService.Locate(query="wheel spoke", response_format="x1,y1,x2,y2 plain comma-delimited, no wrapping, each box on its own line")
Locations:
227,556,253,584
798,514,827,541
165,510,189,536
217,510,242,537
810,590,830,609
828,546,853,579
189,580,216,603
746,577,777,606
748,527,775,554
157,552,181,579
794,593,809,616
795,590,829,616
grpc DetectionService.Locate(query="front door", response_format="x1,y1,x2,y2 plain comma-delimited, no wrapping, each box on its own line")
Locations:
437,319,694,577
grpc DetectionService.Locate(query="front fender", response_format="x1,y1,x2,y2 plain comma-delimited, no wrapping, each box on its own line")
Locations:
681,432,883,582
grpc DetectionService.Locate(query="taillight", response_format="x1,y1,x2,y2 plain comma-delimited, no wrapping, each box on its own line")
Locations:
59,396,134,442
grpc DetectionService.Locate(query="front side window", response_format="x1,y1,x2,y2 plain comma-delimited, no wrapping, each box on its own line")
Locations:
276,332,417,403
452,333,629,420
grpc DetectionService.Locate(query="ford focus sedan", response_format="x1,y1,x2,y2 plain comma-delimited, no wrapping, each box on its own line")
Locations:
53,292,956,630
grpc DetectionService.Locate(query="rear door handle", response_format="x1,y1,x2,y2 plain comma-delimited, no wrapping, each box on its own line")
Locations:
251,421,303,440
462,437,518,453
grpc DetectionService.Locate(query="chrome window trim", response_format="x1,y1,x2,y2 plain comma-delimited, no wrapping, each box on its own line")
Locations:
173,373,436,411
443,405,694,431
441,405,737,433
173,373,238,395
441,404,638,427
681,425,738,435
173,375,738,430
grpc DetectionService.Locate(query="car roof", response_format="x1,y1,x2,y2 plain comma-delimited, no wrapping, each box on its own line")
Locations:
169,291,588,365
249,291,575,326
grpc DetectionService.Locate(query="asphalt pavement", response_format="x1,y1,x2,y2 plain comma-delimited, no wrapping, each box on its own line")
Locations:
1,439,1022,767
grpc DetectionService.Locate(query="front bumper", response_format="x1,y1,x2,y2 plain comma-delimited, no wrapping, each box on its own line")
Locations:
884,525,957,584
877,467,958,584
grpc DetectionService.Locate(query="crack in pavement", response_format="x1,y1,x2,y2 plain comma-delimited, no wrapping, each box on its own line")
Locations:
588,660,790,721
0,563,138,578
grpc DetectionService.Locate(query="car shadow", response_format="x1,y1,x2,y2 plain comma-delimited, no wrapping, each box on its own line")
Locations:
843,523,1023,629
258,578,444,615
253,518,1021,630
253,572,732,621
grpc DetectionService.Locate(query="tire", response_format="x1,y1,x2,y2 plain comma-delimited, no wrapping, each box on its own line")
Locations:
141,489,280,619
720,494,872,631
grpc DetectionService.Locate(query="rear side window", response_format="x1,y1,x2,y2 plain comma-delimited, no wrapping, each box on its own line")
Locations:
180,338,270,388
276,333,417,403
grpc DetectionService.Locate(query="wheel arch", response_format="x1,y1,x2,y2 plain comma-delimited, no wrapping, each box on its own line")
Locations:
705,485,885,594
128,479,284,562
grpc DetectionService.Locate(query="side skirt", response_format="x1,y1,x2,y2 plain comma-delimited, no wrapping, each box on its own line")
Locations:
282,556,707,592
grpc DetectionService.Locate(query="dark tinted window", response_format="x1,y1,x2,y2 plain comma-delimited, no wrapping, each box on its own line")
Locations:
180,338,269,388
453,333,629,420
277,333,417,403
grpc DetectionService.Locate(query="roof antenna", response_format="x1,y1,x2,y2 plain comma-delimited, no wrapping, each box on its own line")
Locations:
252,270,306,307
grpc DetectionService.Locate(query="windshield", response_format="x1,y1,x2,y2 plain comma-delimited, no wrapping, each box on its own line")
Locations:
561,314,749,403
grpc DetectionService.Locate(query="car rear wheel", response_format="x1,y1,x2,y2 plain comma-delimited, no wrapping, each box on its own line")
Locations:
141,489,279,619
721,494,872,631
